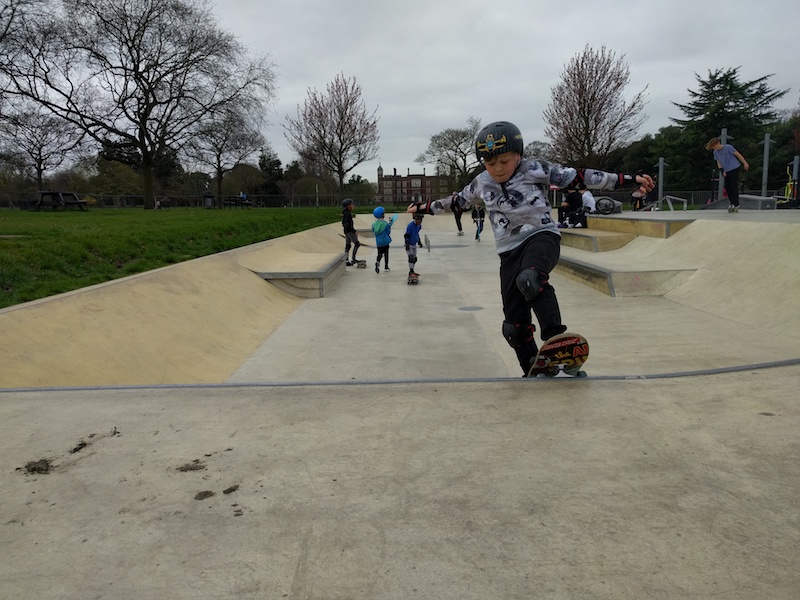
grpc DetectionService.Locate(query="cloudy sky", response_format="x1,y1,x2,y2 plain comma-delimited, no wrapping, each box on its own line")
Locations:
211,0,799,182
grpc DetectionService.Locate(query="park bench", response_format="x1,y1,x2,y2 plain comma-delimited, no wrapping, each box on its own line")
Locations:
222,195,253,209
32,191,87,211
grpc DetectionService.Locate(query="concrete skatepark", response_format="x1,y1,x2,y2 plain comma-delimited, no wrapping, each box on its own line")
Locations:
1,207,799,599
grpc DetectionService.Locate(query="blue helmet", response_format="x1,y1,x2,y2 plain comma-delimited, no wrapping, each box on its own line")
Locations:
373,206,385,218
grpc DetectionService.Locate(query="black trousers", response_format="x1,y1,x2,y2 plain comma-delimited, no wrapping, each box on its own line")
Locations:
344,231,360,260
724,167,740,206
499,232,566,371
376,245,390,267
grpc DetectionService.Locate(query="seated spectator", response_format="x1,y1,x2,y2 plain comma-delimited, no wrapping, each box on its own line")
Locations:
581,188,596,212
558,189,586,228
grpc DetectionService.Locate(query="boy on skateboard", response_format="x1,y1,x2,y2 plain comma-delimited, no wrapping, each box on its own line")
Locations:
407,121,654,376
341,198,363,266
705,137,749,213
404,213,424,283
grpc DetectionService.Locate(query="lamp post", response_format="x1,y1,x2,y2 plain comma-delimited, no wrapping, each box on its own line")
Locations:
314,162,319,209
759,133,774,197
717,128,729,203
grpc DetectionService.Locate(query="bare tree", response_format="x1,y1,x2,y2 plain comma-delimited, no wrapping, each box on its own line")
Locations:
0,0,38,53
184,107,265,206
523,140,554,162
543,45,647,168
416,116,481,189
284,73,379,192
2,0,277,208
0,0,42,116
0,99,85,189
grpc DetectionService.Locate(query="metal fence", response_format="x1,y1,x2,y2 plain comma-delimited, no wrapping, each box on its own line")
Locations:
0,192,380,210
0,189,791,210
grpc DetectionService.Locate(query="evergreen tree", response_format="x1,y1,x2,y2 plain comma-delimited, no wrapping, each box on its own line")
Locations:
666,68,788,190
672,68,787,138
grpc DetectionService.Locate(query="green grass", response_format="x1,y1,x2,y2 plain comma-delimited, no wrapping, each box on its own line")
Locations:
0,207,344,309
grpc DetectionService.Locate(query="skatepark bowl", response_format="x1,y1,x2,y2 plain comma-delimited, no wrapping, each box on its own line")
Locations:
2,208,800,599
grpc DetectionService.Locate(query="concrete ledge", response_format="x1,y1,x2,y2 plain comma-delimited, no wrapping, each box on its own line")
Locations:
240,252,345,298
587,215,691,239
739,194,777,210
555,255,695,297
559,229,637,252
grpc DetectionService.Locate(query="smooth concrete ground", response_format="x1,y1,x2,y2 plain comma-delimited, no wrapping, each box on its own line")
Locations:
2,208,800,599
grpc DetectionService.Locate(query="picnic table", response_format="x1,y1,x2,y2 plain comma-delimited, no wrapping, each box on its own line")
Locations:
32,191,87,211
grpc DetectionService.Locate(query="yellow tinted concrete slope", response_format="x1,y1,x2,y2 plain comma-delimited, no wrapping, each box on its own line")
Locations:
663,221,800,338
0,249,302,389
561,220,800,338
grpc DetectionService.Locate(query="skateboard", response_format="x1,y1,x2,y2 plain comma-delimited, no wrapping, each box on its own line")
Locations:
407,273,419,285
527,332,589,378
353,260,367,268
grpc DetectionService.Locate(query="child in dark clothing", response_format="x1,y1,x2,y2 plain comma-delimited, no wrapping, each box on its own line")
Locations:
471,204,485,240
341,198,361,265
557,188,585,228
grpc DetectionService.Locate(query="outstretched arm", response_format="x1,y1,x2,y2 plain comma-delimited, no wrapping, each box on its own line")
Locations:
733,150,749,171
407,191,471,216
569,169,655,197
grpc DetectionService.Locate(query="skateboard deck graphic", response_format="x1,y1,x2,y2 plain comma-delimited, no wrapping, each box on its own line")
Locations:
527,332,589,378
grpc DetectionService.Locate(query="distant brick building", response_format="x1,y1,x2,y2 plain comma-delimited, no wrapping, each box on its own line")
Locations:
377,165,451,205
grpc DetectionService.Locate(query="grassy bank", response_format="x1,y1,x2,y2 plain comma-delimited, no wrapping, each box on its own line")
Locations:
0,207,343,309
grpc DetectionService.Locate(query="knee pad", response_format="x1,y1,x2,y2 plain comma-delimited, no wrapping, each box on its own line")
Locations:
408,255,418,264
516,268,547,303
502,321,535,349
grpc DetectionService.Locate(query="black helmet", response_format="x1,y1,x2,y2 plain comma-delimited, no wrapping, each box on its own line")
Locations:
475,121,524,162
341,198,354,208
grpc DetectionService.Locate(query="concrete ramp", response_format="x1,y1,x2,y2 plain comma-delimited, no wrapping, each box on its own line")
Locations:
0,236,331,388
664,221,800,337
3,213,800,389
560,219,800,339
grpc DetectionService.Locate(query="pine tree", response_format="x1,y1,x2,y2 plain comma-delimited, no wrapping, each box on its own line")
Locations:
672,68,787,139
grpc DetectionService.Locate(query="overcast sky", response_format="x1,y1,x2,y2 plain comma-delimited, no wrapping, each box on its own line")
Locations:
211,0,799,182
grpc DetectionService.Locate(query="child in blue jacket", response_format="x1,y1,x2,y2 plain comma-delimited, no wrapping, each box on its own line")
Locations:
372,206,393,273
404,213,424,281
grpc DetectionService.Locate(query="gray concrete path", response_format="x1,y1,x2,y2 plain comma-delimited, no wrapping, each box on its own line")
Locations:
2,208,800,599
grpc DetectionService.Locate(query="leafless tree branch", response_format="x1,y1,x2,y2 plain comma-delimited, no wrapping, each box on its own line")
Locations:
543,45,647,169
283,73,379,192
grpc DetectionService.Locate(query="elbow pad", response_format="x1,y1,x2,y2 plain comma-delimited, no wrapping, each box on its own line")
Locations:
582,169,623,190
414,201,432,215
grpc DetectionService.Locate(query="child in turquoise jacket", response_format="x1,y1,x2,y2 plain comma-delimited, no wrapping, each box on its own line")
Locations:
371,206,393,273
